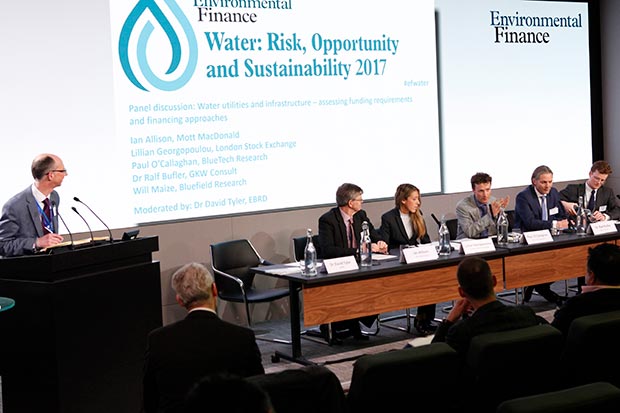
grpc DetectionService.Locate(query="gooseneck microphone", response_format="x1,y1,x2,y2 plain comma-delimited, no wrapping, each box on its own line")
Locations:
71,206,94,242
52,201,74,247
73,197,113,242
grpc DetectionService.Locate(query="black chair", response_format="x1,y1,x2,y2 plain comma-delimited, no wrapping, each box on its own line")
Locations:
211,239,291,344
496,382,620,413
292,234,320,264
562,310,620,387
464,324,564,412
431,212,458,240
247,365,347,413
347,343,460,413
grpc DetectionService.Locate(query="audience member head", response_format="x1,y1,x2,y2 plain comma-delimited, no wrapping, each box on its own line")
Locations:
394,183,426,238
586,243,620,286
588,160,612,190
531,165,554,195
183,373,274,413
470,172,493,205
171,262,217,310
457,257,496,301
31,153,67,192
336,183,364,213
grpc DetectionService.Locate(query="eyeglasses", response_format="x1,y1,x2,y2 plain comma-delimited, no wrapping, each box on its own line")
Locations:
352,198,364,203
50,169,67,174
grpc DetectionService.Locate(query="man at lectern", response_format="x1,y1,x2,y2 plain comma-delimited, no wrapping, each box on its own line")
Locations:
0,153,66,257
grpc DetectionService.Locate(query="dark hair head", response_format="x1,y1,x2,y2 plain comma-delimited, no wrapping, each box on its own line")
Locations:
591,160,613,175
31,154,57,180
456,257,495,300
470,173,492,190
184,373,273,413
336,183,363,207
587,243,620,285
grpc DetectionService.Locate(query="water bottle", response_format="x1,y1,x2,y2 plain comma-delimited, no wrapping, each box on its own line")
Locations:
496,207,509,245
302,228,317,276
359,221,372,267
438,216,451,256
575,195,587,235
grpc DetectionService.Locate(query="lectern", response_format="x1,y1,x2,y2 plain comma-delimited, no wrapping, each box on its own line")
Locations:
0,237,162,413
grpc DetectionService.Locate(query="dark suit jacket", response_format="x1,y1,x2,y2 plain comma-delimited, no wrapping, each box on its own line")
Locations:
379,207,431,250
551,288,620,336
143,310,264,413
514,185,567,231
0,186,60,257
559,183,620,220
432,300,545,356
318,207,383,259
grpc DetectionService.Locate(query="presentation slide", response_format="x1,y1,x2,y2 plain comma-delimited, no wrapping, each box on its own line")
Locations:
0,0,595,232
437,0,592,192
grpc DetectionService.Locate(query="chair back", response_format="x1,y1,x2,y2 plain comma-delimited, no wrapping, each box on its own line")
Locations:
292,235,320,261
497,382,620,413
506,209,516,232
464,324,563,412
562,310,620,387
211,239,262,297
347,343,459,413
247,365,346,413
430,213,458,240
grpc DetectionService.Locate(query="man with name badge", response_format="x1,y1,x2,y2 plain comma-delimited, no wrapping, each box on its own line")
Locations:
456,172,509,239
0,154,66,257
514,165,568,305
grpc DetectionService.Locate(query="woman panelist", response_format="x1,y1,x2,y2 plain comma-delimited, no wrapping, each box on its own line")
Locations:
380,183,437,335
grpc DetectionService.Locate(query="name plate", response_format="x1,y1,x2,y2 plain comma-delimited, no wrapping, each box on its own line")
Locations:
590,221,618,235
459,238,496,255
323,256,359,274
522,229,553,245
401,244,438,263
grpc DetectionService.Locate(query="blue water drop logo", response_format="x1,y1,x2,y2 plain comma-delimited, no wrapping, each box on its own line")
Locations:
119,0,198,92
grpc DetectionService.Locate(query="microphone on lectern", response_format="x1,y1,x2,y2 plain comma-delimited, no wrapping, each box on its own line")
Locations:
73,196,114,242
71,206,94,242
52,201,74,247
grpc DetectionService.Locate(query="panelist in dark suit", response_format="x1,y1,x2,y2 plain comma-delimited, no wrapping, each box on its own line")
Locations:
552,243,620,336
432,257,546,357
143,262,264,413
559,160,620,222
456,172,509,239
514,165,569,304
380,183,436,335
318,183,387,341
0,153,66,257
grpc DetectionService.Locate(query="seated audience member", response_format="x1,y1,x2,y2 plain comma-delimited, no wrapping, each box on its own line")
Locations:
552,243,620,336
559,161,620,293
318,183,387,342
432,257,546,356
515,165,569,305
143,263,264,413
456,172,509,239
380,183,437,335
183,373,274,413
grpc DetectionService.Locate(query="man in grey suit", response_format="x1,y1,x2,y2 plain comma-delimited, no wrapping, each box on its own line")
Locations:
0,153,67,257
456,172,509,239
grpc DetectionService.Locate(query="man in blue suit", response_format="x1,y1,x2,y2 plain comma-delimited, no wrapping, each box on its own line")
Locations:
515,165,568,304
0,154,66,257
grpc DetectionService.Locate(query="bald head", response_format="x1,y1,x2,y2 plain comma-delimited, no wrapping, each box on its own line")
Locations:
31,154,67,194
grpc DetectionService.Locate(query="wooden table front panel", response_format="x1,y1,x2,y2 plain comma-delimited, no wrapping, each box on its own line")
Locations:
504,243,596,289
303,258,503,326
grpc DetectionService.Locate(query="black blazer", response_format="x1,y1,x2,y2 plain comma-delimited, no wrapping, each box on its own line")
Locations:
143,310,264,413
559,183,620,220
514,185,567,231
379,207,431,250
552,288,620,336
318,207,383,259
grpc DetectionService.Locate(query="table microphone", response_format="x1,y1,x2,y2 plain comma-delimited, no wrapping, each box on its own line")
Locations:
73,196,114,242
71,206,94,242
52,201,74,247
